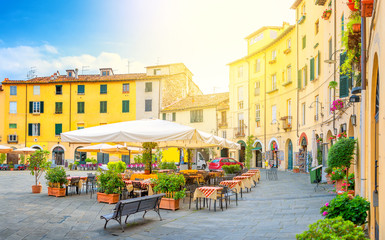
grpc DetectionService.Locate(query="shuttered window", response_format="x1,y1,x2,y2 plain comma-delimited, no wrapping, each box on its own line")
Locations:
55,102,63,114
78,85,85,94
145,99,152,112
190,110,203,123
100,84,107,94
29,101,44,113
55,124,62,136
162,113,166,120
77,102,85,114
298,70,302,89
172,112,176,122
339,52,350,98
310,58,315,81
28,123,40,136
100,101,107,113
122,100,129,113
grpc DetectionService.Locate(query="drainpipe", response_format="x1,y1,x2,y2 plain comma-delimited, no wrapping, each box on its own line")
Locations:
360,16,366,197
69,83,72,131
333,0,337,136
25,84,27,147
264,52,267,155
296,13,299,140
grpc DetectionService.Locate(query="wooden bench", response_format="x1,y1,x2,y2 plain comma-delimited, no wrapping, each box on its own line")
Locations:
100,193,165,232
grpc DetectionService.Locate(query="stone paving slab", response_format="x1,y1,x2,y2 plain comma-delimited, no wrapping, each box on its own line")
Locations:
0,170,335,239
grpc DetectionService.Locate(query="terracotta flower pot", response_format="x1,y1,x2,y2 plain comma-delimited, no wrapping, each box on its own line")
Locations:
347,2,358,11
159,198,180,211
334,179,344,192
97,192,120,204
48,187,66,197
293,168,299,173
32,185,42,194
361,0,373,17
352,23,361,33
326,174,333,184
144,169,151,174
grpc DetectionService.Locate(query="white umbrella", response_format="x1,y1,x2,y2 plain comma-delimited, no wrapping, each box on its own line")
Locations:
77,143,115,153
101,145,143,154
0,145,13,153
61,119,240,150
13,147,37,155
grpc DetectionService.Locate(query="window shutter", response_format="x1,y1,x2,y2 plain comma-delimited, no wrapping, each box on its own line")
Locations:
310,58,315,81
318,51,321,75
28,124,32,136
100,102,103,113
29,102,33,113
340,76,349,98
40,101,44,113
37,123,40,136
304,66,308,86
298,70,302,89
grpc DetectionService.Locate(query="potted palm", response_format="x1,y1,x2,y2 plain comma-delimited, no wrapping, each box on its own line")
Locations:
96,169,125,204
45,167,68,197
152,173,186,211
27,150,51,193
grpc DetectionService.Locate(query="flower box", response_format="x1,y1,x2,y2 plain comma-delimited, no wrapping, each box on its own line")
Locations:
352,23,361,33
293,168,300,173
97,192,120,204
361,0,373,17
347,1,358,12
322,10,332,20
48,187,66,197
159,198,180,211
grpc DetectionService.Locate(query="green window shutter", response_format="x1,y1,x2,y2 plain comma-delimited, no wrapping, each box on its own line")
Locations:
310,58,315,81
28,124,32,136
162,113,166,120
100,85,107,94
78,85,85,94
100,101,107,113
55,124,62,136
318,51,321,75
298,70,302,89
340,52,347,76
122,100,129,113
172,112,176,121
40,101,44,113
29,102,33,113
37,123,40,136
304,66,308,86
78,102,84,113
340,76,349,98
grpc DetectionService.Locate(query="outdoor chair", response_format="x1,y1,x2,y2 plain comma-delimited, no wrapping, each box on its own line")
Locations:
219,184,238,206
267,168,278,181
68,177,80,195
132,181,148,197
84,174,96,195
208,187,227,212
184,183,198,209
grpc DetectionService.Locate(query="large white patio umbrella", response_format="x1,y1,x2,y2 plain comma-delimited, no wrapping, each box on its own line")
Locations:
13,147,37,155
101,145,143,154
61,119,240,150
0,145,13,153
77,143,115,152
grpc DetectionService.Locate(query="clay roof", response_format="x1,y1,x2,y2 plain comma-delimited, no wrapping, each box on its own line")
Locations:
162,92,229,112
2,73,150,84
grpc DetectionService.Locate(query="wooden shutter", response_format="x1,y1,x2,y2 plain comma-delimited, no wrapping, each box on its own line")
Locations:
29,102,33,113
298,70,302,89
28,124,32,136
339,52,349,98
310,58,315,81
37,123,40,136
304,66,308,86
40,101,44,113
55,124,62,136
318,51,321,75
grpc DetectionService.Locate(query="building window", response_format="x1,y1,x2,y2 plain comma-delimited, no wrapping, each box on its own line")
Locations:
190,109,203,123
56,85,62,95
33,102,41,113
100,101,107,113
55,102,63,114
315,20,319,35
28,123,40,136
10,102,17,114
329,38,333,60
145,99,152,112
122,100,129,113
315,95,319,121
221,111,227,124
100,84,107,94
78,85,85,94
238,86,244,109
302,103,306,125
9,123,17,129
287,65,292,82
301,3,306,16
10,86,17,95
255,59,261,73
272,105,277,123
256,104,260,123
341,14,345,42
33,86,40,95
272,74,277,90
287,39,292,49
254,81,260,96
250,33,263,44
302,35,306,49
238,66,243,78
145,82,152,92
55,124,62,136
154,69,161,75
270,30,277,39
302,66,307,88
102,70,109,76
123,83,130,93
287,99,292,124
172,112,176,122
77,124,84,130
315,53,320,79
77,102,85,114
222,131,227,139
272,50,277,60
162,113,166,120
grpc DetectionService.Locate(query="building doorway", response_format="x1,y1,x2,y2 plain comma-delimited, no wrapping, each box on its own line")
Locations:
221,148,229,157
52,146,65,165
74,147,87,164
253,142,262,167
7,147,18,165
237,140,246,163
287,139,293,170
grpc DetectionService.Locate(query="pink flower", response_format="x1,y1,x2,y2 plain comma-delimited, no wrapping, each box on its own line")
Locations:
325,202,329,207
322,211,328,216
332,172,335,174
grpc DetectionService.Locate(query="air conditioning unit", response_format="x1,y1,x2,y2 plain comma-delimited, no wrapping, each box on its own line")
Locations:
8,134,18,143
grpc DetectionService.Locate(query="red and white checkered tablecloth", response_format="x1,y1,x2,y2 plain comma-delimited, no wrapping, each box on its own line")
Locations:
220,180,241,189
248,169,260,173
193,186,223,201
233,176,252,190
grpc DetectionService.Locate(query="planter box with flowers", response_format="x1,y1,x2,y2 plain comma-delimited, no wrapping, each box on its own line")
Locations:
45,166,68,197
293,166,300,173
330,99,344,113
97,169,125,204
322,9,332,20
152,173,186,211
347,0,359,12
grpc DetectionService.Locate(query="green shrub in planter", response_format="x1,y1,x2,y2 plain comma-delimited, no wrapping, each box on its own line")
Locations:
159,161,177,170
96,169,125,194
152,173,186,200
296,216,368,240
328,138,356,169
320,192,370,226
45,167,68,188
107,161,126,173
222,164,241,174
324,167,332,175
330,167,346,181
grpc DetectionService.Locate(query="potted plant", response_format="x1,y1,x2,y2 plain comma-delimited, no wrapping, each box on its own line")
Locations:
361,0,373,17
321,9,332,20
347,0,359,12
222,165,241,177
152,173,186,211
9,163,14,171
96,169,125,204
330,167,346,192
45,167,68,197
27,150,51,193
293,166,300,173
74,161,80,170
342,173,355,195
107,160,126,173
296,216,367,240
320,193,370,227
330,99,344,112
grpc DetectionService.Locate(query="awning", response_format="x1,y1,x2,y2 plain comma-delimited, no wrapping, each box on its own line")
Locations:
252,147,262,150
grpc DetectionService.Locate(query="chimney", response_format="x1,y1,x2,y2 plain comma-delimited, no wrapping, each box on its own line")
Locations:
53,73,58,79
4,78,9,81
50,75,54,80
75,68,79,79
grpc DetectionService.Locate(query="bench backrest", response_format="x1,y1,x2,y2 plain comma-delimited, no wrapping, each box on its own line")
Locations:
114,194,165,218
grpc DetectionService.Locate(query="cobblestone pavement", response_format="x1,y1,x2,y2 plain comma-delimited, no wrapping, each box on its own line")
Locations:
0,169,335,240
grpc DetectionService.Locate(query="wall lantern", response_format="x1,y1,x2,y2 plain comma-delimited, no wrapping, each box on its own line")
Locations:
351,114,357,126
349,95,361,103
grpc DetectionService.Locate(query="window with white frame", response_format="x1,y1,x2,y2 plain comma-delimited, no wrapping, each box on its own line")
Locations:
256,104,260,122
10,102,17,114
272,105,277,123
302,103,306,125
287,65,292,82
315,95,319,120
33,102,41,113
238,86,244,109
315,54,319,79
270,30,277,39
33,86,40,95
302,67,307,88
287,99,292,124
10,86,17,95
272,74,277,90
272,50,277,60
255,59,261,73
31,123,40,136
222,131,227,139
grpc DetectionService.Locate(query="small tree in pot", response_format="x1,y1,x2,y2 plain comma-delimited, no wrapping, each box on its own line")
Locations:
96,169,125,204
45,167,68,197
27,150,51,193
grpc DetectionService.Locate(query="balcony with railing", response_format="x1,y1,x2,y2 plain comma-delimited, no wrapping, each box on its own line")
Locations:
280,116,292,130
234,126,246,138
218,121,228,128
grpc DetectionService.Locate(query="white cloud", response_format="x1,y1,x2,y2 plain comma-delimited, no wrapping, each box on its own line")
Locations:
0,45,146,80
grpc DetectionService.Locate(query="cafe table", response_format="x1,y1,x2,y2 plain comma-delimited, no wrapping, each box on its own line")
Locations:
233,176,252,192
124,180,154,195
193,186,224,211
219,180,242,194
66,176,86,195
242,172,259,184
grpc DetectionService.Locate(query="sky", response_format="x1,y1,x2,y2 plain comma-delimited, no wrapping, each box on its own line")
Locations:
0,0,295,94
